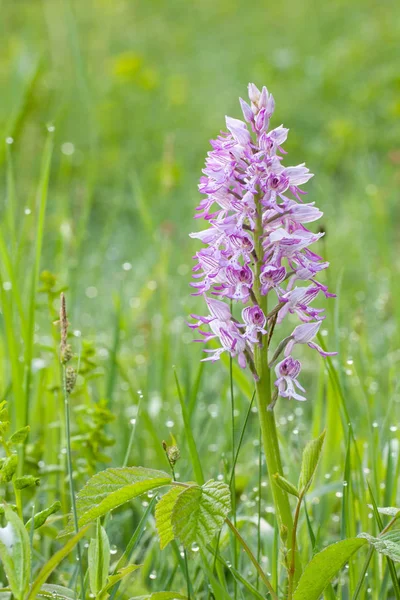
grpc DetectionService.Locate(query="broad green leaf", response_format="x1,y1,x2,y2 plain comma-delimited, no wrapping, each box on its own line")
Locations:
38,584,76,599
155,485,186,549
172,480,231,549
88,520,110,595
27,526,90,599
273,473,299,498
100,564,141,595
293,538,367,600
25,501,61,530
61,467,171,534
359,531,400,562
0,505,31,599
298,430,326,493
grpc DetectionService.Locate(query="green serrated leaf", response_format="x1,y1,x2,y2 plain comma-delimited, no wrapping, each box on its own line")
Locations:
171,480,231,549
9,426,30,445
359,531,400,562
273,473,299,498
0,454,18,482
61,467,171,535
293,537,367,600
89,520,110,595
298,430,326,493
0,505,31,599
26,501,61,530
155,485,186,549
38,583,76,599
100,564,141,595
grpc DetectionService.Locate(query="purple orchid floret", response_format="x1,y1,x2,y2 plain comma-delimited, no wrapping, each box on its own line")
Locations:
189,83,336,402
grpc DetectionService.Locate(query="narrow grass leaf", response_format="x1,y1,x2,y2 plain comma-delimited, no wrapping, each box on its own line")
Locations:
26,526,89,599
99,564,141,595
174,369,204,485
129,593,187,600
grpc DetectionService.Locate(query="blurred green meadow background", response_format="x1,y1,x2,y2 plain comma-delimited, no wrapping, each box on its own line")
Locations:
1,0,400,596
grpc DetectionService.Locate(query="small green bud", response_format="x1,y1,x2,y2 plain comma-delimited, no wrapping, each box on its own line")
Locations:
65,366,77,394
14,475,40,490
0,454,18,482
162,440,181,467
26,500,61,530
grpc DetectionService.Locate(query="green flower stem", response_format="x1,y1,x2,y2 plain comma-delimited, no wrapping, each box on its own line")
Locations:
62,365,85,600
253,197,301,586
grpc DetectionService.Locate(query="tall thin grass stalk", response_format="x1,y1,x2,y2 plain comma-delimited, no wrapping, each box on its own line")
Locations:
62,365,85,600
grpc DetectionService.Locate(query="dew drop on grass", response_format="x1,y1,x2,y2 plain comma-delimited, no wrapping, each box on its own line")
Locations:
6,136,13,144
293,429,299,435
149,571,157,580
372,421,378,428
110,545,118,555
122,262,132,271
130,418,136,425
165,420,174,428
390,425,397,432
343,481,348,487
2,282,12,291
24,208,31,215
191,542,199,552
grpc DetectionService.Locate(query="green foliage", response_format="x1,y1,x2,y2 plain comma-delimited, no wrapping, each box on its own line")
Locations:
0,0,400,596
88,520,111,596
167,480,230,549
97,564,142,597
26,526,90,599
130,594,187,600
38,584,76,599
359,531,400,562
155,485,183,550
298,430,326,494
25,501,61,530
9,426,30,445
293,538,368,600
273,473,299,498
63,467,172,533
0,453,18,482
0,505,31,599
